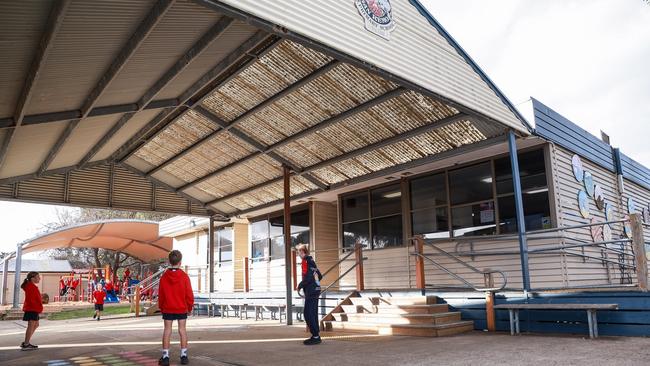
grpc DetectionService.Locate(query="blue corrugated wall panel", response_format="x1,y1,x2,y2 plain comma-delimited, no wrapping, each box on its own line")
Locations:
620,152,650,190
435,291,650,337
532,98,615,172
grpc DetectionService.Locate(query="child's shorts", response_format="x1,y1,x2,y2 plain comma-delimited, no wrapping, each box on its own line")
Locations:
162,313,188,321
95,304,104,311
23,311,39,321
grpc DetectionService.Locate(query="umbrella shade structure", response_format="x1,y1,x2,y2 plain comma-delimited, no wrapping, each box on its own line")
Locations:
21,220,172,262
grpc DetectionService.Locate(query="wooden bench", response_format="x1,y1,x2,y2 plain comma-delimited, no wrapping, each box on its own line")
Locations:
494,303,618,339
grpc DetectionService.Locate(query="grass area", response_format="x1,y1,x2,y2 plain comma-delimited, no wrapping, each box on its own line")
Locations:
48,305,132,321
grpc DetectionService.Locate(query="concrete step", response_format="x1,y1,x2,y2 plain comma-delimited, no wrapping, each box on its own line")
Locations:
332,311,461,325
323,320,474,337
373,296,438,306
341,304,371,314
375,304,449,314
349,297,378,307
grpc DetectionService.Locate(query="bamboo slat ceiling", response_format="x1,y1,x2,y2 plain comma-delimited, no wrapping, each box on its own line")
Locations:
0,0,528,217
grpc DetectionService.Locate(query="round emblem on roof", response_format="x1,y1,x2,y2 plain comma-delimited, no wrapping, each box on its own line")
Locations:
604,202,614,224
355,0,396,40
594,185,605,210
578,190,590,219
627,197,635,214
583,171,594,197
571,155,584,182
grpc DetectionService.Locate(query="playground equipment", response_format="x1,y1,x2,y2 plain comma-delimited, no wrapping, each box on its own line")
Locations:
126,268,166,317
54,273,85,303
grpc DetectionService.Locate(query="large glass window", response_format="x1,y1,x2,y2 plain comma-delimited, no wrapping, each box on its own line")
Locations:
410,173,449,239
449,162,493,205
217,227,233,262
250,209,311,261
494,149,551,233
341,183,403,250
451,202,496,237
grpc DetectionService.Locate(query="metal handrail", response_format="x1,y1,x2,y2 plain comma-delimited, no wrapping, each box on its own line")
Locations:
413,238,507,291
320,256,367,296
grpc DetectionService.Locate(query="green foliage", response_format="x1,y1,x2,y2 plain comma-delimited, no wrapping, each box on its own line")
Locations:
48,304,132,320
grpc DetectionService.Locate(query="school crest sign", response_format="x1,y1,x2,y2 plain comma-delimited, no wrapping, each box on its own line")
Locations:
355,0,396,40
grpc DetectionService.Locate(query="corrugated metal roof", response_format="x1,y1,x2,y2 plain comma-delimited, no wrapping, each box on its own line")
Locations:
0,0,520,218
7,258,73,273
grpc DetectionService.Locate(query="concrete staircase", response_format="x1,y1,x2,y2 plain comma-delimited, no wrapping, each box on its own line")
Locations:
322,295,473,337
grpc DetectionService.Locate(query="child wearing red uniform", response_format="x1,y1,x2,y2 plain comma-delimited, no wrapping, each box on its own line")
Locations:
92,284,106,321
157,250,193,366
21,271,43,350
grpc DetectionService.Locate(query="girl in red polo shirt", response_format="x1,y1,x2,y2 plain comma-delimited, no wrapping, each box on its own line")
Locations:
21,271,43,350
93,284,106,321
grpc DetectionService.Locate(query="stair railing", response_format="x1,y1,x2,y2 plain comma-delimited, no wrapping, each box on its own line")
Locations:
410,236,507,292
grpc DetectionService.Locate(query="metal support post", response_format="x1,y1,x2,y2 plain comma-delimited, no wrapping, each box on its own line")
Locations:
508,130,531,292
1,257,8,305
630,213,647,291
12,244,23,309
283,165,293,325
208,216,215,293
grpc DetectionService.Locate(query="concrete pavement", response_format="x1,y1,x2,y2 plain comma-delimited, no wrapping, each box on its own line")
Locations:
0,315,649,365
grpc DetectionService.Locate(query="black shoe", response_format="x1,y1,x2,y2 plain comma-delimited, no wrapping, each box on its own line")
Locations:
180,355,189,365
97,317,100,321
303,337,322,345
20,342,29,351
93,313,97,319
158,356,170,366
27,344,38,349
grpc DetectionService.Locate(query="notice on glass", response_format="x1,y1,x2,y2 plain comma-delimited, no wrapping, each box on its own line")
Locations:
479,203,494,223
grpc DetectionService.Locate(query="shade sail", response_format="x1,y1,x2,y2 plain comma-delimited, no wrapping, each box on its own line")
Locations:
22,220,172,262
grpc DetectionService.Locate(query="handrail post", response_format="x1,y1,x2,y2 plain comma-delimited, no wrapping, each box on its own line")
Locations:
135,286,141,317
355,243,365,291
292,250,298,291
484,271,496,331
414,236,426,290
630,214,648,292
243,257,250,292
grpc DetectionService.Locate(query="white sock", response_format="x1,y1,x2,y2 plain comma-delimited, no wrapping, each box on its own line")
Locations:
162,349,169,358
181,348,188,357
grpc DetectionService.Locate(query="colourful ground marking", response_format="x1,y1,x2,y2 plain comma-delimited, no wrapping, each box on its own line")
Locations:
44,352,162,366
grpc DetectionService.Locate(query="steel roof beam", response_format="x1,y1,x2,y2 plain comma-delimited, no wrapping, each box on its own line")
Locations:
110,31,277,164
37,119,80,176
0,98,180,129
232,135,507,216
0,0,70,169
192,0,519,137
40,0,174,173
190,106,328,190
14,0,70,125
177,87,405,192
145,60,338,182
207,112,468,207
78,0,175,118
78,16,234,168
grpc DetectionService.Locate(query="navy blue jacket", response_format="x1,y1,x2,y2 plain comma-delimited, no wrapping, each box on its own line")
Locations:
298,255,322,299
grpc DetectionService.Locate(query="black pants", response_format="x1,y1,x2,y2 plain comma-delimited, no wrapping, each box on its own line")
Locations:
304,297,320,338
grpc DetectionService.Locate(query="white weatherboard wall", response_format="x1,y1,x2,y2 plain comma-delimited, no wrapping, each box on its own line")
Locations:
218,0,527,133
173,232,209,292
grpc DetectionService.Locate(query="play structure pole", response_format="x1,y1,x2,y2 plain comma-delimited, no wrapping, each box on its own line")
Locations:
12,243,23,309
135,286,141,317
282,165,293,325
0,257,8,305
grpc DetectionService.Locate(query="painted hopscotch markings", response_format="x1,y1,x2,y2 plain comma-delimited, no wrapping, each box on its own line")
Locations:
43,352,161,366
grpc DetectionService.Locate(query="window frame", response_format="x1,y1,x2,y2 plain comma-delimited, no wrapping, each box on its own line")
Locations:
339,181,406,251
338,145,555,246
249,205,311,262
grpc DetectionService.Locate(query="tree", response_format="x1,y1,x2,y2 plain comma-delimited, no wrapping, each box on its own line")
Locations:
43,208,171,279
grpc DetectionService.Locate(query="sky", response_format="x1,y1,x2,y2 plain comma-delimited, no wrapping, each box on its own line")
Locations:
421,0,650,165
1,1,649,254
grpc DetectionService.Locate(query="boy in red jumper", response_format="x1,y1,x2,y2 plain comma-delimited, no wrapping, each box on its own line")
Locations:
21,271,43,350
158,250,194,366
92,283,106,321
